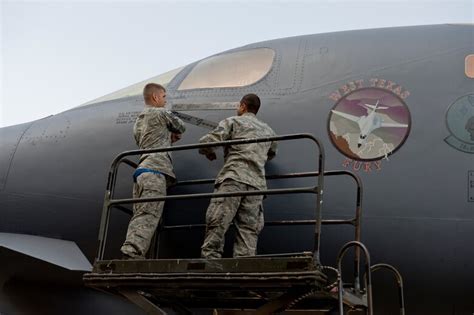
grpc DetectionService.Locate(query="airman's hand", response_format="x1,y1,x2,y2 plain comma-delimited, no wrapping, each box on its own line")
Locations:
205,152,217,161
171,132,182,143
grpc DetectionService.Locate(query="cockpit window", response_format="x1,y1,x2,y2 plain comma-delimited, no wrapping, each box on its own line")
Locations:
81,66,184,106
178,48,275,90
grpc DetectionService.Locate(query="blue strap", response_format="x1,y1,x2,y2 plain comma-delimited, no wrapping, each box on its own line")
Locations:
133,168,163,182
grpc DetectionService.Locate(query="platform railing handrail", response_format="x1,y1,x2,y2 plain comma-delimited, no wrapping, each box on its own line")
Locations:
104,134,323,201
364,263,405,315
113,171,361,229
107,133,322,191
97,133,325,262
110,186,315,205
337,241,373,315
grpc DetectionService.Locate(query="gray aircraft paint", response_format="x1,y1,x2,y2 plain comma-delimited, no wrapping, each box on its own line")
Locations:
0,24,473,314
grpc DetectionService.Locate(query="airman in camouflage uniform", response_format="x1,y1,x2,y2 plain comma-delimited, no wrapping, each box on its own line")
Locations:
121,83,185,259
199,94,277,259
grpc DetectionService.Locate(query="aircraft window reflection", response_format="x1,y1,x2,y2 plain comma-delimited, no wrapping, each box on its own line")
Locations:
80,67,184,106
178,48,275,90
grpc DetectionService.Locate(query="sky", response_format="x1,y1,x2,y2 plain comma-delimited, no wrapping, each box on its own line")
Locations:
1,0,472,128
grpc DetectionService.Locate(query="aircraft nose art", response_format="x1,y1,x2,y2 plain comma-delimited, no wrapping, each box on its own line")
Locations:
328,87,411,161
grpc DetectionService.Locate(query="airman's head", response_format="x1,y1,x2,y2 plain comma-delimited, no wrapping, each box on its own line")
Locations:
238,93,261,116
143,83,166,107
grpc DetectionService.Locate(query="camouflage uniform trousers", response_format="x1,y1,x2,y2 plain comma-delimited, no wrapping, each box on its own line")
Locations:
201,179,265,259
121,172,167,258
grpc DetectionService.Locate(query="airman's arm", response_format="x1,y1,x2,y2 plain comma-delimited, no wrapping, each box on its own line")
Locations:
171,132,182,143
268,140,278,161
164,110,186,134
198,118,232,160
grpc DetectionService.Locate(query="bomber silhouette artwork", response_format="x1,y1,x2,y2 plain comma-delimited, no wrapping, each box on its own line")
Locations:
328,88,411,161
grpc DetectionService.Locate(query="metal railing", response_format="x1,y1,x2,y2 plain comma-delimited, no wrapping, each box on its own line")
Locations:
96,133,325,262
337,247,405,315
337,241,373,315
365,263,405,315
95,132,364,283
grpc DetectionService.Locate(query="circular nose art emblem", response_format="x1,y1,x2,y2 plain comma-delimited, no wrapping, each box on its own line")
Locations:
445,94,474,153
328,88,411,161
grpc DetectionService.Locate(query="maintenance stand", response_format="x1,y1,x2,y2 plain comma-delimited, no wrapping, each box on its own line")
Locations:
84,134,405,314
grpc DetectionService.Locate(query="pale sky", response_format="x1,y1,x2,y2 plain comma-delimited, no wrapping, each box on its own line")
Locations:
1,0,472,127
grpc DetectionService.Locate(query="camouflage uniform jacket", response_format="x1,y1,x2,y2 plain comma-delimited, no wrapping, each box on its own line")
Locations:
199,112,277,190
134,106,185,179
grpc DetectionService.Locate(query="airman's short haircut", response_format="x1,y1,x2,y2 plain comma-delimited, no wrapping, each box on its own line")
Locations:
241,93,261,114
143,83,166,102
